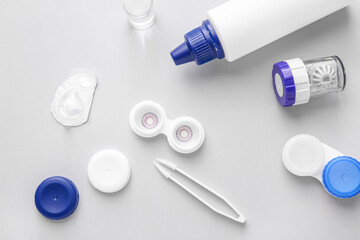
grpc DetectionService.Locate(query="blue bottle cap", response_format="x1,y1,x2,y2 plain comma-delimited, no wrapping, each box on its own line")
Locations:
170,20,224,65
322,157,360,199
35,176,79,220
272,61,296,107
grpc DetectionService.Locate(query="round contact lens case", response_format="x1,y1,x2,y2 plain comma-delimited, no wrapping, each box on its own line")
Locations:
129,101,205,154
282,134,360,199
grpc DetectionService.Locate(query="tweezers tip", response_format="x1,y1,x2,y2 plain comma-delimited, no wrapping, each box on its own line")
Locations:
153,160,171,179
238,215,246,224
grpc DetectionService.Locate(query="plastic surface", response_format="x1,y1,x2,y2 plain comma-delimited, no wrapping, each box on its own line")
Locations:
51,69,97,126
154,159,246,223
129,101,205,154
34,176,79,220
323,157,360,198
282,134,360,198
171,20,224,65
2,0,360,238
87,150,132,193
123,0,155,30
273,56,345,107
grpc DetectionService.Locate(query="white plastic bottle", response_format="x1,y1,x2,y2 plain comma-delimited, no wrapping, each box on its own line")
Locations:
171,0,355,66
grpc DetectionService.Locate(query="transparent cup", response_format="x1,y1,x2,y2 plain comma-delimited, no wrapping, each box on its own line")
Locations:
123,0,156,30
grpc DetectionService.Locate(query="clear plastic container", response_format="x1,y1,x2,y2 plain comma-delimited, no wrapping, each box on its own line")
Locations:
123,0,156,30
272,56,346,107
304,56,346,98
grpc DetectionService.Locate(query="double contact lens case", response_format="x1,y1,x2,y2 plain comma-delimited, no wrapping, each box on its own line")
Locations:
129,101,205,154
282,134,360,199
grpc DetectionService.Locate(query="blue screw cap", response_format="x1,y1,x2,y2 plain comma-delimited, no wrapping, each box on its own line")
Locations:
272,61,296,107
35,176,79,220
322,157,360,199
170,20,224,66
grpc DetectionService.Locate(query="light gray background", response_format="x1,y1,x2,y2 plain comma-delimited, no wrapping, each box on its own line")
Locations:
0,0,359,239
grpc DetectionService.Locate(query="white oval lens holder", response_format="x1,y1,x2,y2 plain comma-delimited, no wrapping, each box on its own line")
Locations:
129,101,205,154
282,134,360,198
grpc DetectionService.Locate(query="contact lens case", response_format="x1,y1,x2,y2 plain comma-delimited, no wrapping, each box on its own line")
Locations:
282,134,360,199
129,101,205,154
273,56,346,107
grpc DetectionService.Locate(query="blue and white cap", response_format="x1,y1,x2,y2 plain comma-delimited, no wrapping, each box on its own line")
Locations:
323,156,360,199
272,58,310,107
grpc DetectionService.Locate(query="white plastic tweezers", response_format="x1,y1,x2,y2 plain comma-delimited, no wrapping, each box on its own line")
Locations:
154,158,246,223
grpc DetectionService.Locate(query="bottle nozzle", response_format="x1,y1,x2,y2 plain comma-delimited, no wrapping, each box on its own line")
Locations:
170,20,224,66
170,42,195,65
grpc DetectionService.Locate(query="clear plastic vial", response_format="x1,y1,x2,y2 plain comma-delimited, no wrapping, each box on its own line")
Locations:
303,56,345,97
272,56,346,107
123,0,156,30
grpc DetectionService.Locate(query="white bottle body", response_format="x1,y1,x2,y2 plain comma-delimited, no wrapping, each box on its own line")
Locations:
207,0,355,62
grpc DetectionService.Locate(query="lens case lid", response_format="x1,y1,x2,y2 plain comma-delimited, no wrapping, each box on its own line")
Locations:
87,150,132,193
282,134,325,177
282,134,360,199
129,101,205,154
323,156,360,198
34,176,79,220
